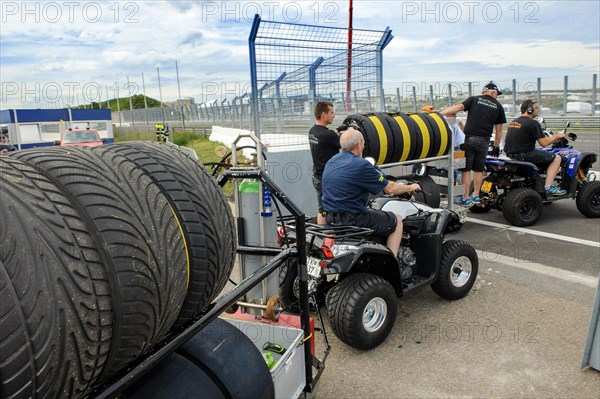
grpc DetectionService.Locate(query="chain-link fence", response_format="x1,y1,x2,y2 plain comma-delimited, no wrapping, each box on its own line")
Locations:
114,74,598,129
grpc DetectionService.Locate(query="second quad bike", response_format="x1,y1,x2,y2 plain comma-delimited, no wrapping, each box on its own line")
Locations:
471,121,599,226
277,189,478,350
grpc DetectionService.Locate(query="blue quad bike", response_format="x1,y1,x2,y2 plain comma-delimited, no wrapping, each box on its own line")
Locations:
473,121,599,226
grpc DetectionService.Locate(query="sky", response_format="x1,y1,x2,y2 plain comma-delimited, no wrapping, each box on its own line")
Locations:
1,0,599,109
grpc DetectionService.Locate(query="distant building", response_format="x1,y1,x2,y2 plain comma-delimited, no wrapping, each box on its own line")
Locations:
0,108,114,149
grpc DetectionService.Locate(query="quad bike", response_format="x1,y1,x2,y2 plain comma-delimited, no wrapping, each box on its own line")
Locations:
472,121,599,226
277,184,478,350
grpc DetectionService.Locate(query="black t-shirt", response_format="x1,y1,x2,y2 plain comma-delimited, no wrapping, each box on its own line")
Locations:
462,95,507,138
308,124,340,176
503,116,544,154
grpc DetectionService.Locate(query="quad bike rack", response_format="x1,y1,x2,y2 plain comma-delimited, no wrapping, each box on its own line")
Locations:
88,138,325,398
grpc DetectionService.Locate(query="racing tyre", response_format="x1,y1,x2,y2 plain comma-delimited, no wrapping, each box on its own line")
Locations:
12,146,188,380
177,318,275,399
576,181,600,218
469,203,492,213
0,157,112,398
502,187,543,226
431,240,478,300
326,273,397,349
122,353,226,399
413,175,440,208
105,142,236,326
279,258,300,314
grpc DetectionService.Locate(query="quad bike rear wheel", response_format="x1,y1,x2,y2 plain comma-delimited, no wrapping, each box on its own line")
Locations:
502,187,543,226
431,240,478,300
326,273,397,349
576,181,600,218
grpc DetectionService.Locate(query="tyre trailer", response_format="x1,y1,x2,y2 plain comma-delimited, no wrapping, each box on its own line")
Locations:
87,169,326,399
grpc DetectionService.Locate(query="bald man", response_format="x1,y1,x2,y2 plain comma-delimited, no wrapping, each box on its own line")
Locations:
321,128,420,256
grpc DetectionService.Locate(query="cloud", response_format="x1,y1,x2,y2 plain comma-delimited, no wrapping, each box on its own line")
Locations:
179,31,205,47
1,0,598,109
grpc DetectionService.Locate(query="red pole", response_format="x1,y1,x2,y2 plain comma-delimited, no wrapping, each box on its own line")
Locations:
346,0,353,113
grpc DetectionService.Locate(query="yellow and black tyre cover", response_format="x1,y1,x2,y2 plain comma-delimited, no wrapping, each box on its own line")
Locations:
344,114,394,165
383,112,420,163
371,112,397,164
421,112,441,158
420,111,452,157
407,112,433,159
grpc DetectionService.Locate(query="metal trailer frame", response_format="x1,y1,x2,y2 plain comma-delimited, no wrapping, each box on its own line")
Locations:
87,170,322,399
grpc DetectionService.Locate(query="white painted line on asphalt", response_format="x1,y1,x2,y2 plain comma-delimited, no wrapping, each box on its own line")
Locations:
466,217,600,248
476,249,599,288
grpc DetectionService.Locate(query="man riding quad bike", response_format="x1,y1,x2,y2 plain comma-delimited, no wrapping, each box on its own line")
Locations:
471,118,599,226
277,147,479,350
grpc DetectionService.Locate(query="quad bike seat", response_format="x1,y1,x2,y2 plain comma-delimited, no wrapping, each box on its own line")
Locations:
502,158,546,176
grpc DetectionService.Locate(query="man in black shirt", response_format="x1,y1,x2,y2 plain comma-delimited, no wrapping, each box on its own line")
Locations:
504,99,567,195
441,82,506,206
309,101,347,224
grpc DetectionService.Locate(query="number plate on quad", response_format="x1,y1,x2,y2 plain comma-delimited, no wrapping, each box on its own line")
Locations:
481,181,493,192
306,256,321,278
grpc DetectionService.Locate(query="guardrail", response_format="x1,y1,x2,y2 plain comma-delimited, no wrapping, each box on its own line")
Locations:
541,116,600,131
171,127,211,136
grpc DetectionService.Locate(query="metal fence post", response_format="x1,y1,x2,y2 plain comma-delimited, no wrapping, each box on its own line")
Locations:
592,74,598,116
563,76,569,115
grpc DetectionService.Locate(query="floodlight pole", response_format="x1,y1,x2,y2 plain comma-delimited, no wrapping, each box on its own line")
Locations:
346,0,353,113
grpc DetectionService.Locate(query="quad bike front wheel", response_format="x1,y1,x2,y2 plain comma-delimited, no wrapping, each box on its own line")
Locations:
576,181,600,218
502,187,543,226
326,273,397,349
431,240,478,300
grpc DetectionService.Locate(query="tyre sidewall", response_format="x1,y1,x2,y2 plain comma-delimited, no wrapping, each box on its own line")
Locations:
503,188,543,226
327,273,397,349
576,181,600,218
432,240,478,300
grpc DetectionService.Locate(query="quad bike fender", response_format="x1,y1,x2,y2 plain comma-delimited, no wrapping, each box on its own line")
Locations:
436,209,462,235
411,233,443,279
563,152,598,194
324,244,403,296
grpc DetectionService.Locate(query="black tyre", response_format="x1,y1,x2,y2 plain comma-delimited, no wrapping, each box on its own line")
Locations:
385,112,420,162
12,146,188,379
426,112,452,157
408,113,430,159
343,114,385,163
105,142,236,325
279,258,301,314
122,353,226,399
413,175,441,208
177,318,275,399
372,112,397,164
0,157,112,398
502,187,543,226
431,240,478,300
469,203,492,213
576,181,600,218
419,112,441,158
326,273,397,349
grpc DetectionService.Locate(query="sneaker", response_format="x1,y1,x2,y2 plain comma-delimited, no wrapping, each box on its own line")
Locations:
462,197,472,207
546,185,567,196
470,195,481,204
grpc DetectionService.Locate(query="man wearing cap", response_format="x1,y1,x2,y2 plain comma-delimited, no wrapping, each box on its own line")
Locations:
504,99,567,195
441,82,506,206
